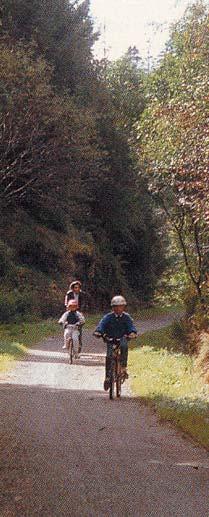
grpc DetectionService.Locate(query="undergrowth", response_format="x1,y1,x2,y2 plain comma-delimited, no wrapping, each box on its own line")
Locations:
0,320,60,372
129,325,209,449
134,303,183,321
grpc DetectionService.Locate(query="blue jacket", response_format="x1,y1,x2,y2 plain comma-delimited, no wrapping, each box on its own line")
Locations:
96,312,137,339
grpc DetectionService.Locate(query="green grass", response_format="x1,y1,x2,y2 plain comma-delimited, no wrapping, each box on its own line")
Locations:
0,320,60,372
0,313,104,373
134,303,183,321
132,324,187,353
84,313,103,329
129,326,209,450
0,314,102,372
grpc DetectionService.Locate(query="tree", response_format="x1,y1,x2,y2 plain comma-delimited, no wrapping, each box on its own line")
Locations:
0,0,98,97
93,50,167,301
104,47,146,134
137,1,209,305
0,41,100,218
0,0,167,314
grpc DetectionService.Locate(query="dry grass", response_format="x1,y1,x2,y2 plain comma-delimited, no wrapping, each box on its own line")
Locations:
195,332,209,383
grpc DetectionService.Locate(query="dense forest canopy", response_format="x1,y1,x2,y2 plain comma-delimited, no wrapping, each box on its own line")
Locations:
0,0,166,320
0,0,208,324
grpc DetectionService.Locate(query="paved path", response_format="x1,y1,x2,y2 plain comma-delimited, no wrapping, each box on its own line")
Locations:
0,316,209,517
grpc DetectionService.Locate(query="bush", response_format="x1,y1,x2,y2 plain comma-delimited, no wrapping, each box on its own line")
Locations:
184,285,199,317
195,332,209,383
0,240,15,279
35,282,64,319
171,319,187,343
0,284,65,323
0,290,34,322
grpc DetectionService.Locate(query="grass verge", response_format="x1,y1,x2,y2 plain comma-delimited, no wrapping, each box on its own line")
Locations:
84,313,102,330
0,314,102,372
129,325,209,450
0,320,60,373
134,303,183,321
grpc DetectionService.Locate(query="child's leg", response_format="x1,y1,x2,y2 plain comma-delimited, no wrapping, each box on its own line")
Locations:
105,343,113,379
120,337,128,367
78,326,82,352
63,329,68,349
72,328,79,354
63,327,72,349
103,343,113,390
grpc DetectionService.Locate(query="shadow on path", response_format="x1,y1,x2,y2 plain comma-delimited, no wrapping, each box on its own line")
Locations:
1,382,209,517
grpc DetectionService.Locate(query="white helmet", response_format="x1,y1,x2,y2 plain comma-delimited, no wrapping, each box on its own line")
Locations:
111,295,127,306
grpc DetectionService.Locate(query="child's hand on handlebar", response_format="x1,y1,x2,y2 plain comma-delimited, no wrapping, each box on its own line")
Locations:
93,331,103,338
127,332,137,339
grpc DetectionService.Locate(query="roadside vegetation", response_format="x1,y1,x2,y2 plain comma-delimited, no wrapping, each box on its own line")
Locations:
0,0,166,319
104,1,209,392
129,325,209,449
0,320,60,372
135,304,183,321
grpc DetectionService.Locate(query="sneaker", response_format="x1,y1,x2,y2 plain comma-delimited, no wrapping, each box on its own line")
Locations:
104,378,110,391
121,368,129,380
62,345,67,350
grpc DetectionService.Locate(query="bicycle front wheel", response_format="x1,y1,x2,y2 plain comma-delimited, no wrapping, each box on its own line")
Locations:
109,360,115,400
68,340,73,364
116,361,121,398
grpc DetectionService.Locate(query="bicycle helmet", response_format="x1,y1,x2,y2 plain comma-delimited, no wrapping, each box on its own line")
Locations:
111,295,127,306
67,299,78,308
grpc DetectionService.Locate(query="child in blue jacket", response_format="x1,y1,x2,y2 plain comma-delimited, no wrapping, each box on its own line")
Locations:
94,296,137,390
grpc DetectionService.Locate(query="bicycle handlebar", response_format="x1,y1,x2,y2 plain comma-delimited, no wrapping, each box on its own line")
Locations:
104,336,121,343
93,332,137,341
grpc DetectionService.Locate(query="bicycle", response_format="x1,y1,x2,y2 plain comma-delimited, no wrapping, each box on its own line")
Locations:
66,337,74,364
103,336,127,400
65,328,81,364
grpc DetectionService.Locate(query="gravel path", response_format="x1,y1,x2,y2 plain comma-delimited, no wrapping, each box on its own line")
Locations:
0,315,209,517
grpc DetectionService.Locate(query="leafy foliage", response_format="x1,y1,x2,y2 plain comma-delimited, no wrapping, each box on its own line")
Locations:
1,0,98,96
0,0,166,320
137,1,209,308
104,47,146,133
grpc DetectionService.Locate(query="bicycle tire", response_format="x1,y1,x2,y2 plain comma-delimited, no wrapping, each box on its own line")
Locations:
69,339,73,364
116,358,121,398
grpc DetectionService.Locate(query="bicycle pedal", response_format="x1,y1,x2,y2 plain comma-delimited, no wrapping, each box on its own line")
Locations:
121,373,128,383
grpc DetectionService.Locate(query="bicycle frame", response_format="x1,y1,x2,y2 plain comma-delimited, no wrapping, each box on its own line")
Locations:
64,324,81,364
66,337,74,364
105,338,122,400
